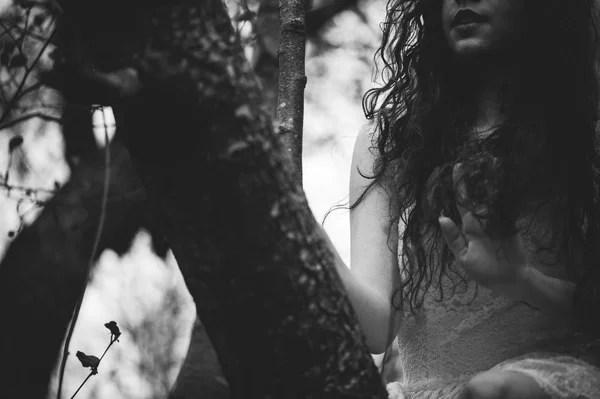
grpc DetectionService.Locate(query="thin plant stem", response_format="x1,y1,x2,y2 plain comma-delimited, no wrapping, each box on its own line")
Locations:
68,334,118,399
57,109,111,399
98,336,117,362
69,371,94,399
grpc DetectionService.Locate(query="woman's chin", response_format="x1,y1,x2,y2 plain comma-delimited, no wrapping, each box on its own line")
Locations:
451,41,492,59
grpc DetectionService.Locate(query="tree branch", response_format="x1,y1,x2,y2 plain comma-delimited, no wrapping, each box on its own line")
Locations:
276,0,307,183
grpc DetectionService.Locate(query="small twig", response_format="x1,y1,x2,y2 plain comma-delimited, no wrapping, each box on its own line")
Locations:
0,110,61,130
8,80,46,103
15,6,32,58
68,371,95,399
68,328,120,399
0,20,26,59
0,131,61,237
98,335,118,363
5,20,54,43
0,26,55,125
0,179,58,197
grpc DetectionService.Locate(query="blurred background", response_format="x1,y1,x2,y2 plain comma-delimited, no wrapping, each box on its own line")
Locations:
0,0,388,397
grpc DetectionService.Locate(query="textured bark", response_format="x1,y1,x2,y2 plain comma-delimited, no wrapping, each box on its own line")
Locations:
52,0,386,397
276,0,307,183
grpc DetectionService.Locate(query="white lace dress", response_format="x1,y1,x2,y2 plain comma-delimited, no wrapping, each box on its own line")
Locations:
385,216,600,398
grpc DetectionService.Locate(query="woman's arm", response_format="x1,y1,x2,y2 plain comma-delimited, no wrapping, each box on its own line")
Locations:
322,123,402,354
509,264,600,335
505,265,575,318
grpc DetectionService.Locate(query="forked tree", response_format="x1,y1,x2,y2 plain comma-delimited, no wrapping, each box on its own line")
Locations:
0,0,387,397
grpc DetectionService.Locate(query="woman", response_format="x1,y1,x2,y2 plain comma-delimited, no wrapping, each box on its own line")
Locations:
331,0,600,397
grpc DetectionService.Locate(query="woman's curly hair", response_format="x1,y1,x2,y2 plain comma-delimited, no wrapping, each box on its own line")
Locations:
358,0,600,315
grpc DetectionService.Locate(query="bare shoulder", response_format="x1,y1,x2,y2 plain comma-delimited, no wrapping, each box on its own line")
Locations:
351,121,379,182
354,121,378,156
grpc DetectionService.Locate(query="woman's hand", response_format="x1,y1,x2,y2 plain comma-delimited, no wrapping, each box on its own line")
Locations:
438,164,531,298
439,210,530,297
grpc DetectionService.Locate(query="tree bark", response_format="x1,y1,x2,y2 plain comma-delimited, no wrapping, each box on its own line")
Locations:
276,0,307,183
52,0,386,397
173,1,305,394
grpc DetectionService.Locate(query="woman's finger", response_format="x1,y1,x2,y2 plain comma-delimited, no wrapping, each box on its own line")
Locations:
439,215,467,257
462,212,489,242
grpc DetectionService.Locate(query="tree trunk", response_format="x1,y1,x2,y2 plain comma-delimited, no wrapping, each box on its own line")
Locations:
51,0,386,397
173,1,306,394
276,0,307,182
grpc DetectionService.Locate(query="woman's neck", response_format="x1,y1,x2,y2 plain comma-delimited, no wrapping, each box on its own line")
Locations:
452,54,523,137
473,64,519,131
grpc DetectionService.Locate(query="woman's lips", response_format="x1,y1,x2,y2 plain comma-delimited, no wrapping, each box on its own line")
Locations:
452,9,488,28
453,22,483,32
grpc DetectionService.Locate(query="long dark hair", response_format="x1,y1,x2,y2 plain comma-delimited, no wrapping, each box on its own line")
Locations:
357,0,600,314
